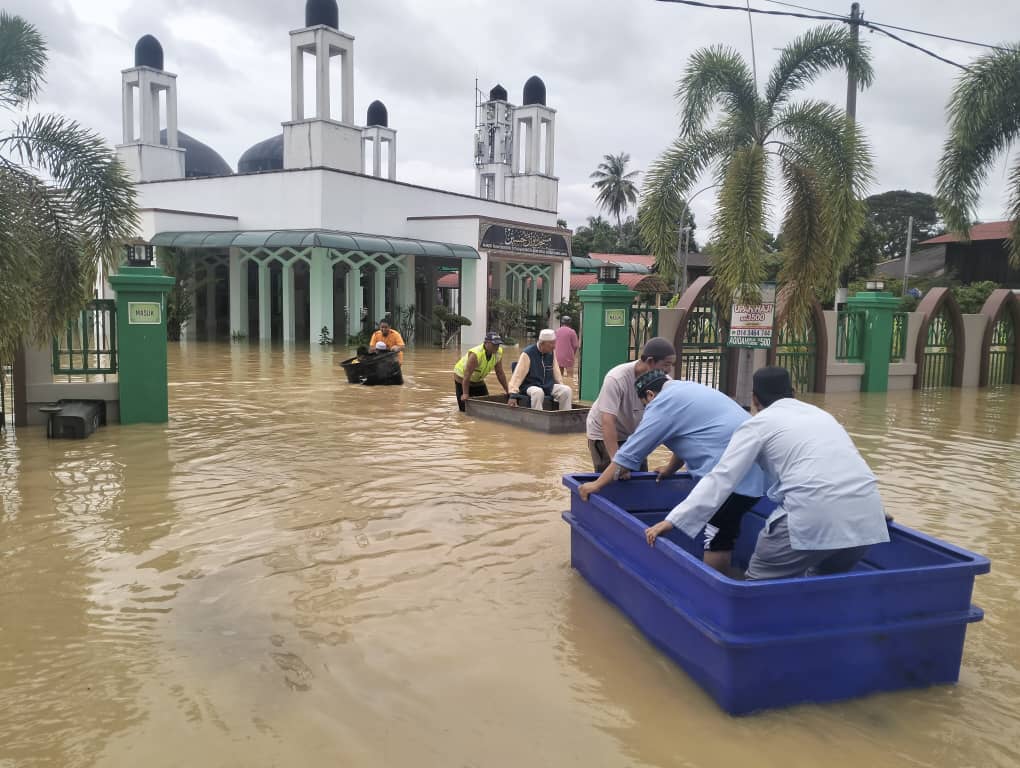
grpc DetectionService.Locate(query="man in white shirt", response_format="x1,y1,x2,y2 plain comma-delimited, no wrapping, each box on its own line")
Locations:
645,367,890,580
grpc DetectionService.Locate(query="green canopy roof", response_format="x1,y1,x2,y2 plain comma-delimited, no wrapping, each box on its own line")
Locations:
570,256,650,274
149,229,480,260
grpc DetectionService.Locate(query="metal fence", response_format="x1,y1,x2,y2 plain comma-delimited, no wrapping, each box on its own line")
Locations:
774,321,817,393
52,299,118,375
890,312,908,362
919,311,955,389
678,296,728,390
0,361,11,430
835,310,865,362
987,310,1015,387
630,303,660,360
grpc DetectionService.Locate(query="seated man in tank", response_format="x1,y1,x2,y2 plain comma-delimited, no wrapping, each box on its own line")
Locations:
506,329,573,410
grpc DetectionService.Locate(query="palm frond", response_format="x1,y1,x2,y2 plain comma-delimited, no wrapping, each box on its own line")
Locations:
639,130,727,276
764,25,873,113
936,45,1020,236
0,12,47,109
776,159,829,330
710,144,768,304
677,45,758,139
1,113,138,274
1007,154,1020,268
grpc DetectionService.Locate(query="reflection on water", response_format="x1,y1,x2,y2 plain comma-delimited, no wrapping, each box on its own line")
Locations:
1,343,1017,767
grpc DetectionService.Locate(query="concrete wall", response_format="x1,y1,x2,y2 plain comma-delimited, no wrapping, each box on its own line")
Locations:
822,310,863,393
961,314,988,388
19,344,119,427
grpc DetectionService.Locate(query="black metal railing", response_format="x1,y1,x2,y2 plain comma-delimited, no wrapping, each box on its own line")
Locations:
52,299,118,375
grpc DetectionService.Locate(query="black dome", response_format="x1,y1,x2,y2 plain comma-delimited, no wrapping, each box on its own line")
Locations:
366,100,388,127
306,0,339,29
488,84,508,102
238,134,284,173
523,75,546,106
160,129,233,177
134,35,164,70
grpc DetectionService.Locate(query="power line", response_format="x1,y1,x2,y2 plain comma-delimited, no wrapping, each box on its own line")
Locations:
761,0,846,17
862,22,968,70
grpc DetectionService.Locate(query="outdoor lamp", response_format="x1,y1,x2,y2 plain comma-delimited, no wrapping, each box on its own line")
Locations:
865,280,885,291
124,242,154,266
597,263,620,284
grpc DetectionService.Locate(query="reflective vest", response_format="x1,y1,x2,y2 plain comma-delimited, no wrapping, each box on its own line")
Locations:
454,344,503,382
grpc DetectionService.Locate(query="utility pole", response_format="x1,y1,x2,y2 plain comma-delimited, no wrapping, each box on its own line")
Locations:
835,2,862,311
902,215,914,296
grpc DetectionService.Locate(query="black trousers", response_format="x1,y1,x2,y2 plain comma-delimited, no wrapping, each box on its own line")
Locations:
455,379,489,412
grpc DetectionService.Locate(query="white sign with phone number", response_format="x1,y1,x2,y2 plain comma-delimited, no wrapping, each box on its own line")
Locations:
728,284,776,349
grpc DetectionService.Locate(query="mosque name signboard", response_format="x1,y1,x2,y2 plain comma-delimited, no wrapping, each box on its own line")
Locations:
480,224,569,258
727,283,776,349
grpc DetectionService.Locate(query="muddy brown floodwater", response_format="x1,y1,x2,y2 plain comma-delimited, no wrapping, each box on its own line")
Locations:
1,343,1018,767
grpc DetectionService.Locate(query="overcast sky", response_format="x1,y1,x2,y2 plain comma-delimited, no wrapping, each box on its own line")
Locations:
6,0,1016,237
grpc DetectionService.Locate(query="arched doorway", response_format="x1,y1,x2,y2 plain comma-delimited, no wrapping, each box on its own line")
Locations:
672,277,734,393
980,289,1020,387
914,288,965,390
767,297,828,394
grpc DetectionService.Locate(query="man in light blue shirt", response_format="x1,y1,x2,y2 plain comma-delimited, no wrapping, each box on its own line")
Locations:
646,367,891,580
578,370,765,575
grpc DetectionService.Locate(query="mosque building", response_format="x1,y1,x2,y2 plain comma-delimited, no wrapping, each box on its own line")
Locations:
118,0,570,348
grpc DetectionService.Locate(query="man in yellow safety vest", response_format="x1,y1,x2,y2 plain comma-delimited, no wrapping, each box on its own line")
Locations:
453,332,510,412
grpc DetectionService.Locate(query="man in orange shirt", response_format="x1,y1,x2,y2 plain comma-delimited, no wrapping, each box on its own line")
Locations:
368,318,405,363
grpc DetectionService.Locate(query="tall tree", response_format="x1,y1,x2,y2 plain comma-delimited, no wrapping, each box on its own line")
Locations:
590,152,640,232
864,190,943,260
640,25,873,325
0,11,138,358
936,43,1020,267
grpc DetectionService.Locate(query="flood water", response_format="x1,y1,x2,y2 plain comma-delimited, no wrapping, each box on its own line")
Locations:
1,344,1018,768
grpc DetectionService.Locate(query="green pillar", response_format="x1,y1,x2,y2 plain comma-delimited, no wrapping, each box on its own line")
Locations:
847,289,900,393
109,265,176,424
578,279,636,402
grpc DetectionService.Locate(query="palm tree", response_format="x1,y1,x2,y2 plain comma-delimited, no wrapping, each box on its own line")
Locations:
591,153,640,233
936,44,1020,267
640,25,873,325
0,11,138,359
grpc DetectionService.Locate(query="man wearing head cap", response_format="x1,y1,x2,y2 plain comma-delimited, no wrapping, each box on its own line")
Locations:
507,329,573,410
554,315,579,377
579,368,765,575
645,366,890,580
585,336,677,474
453,332,510,412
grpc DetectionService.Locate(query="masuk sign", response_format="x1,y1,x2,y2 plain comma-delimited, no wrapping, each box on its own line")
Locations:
480,223,569,257
727,283,777,349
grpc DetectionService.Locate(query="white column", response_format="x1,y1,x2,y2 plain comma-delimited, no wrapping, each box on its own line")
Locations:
309,248,333,346
544,118,555,176
549,260,565,310
459,253,488,348
387,136,396,180
529,276,539,314
397,255,415,313
492,261,506,299
374,261,387,322
514,120,523,174
528,119,540,175
205,264,217,338
347,264,363,336
341,48,355,124
291,42,304,121
122,81,134,143
316,35,330,120
282,262,295,342
166,85,179,147
373,136,382,178
139,73,155,144
258,262,271,342
229,249,248,338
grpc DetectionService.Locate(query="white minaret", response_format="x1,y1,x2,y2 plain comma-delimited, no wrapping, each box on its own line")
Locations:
362,100,396,180
474,84,513,202
506,76,558,210
116,35,185,182
283,0,362,172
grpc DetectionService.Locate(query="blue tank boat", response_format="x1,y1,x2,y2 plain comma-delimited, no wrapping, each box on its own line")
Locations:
562,473,989,715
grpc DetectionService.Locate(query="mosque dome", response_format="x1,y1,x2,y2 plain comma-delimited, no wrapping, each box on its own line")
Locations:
306,0,339,29
134,35,164,70
488,84,508,102
523,75,547,106
160,129,233,177
366,100,388,128
238,134,284,173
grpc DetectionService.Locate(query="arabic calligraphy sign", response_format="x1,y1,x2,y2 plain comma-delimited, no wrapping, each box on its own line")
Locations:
479,224,570,257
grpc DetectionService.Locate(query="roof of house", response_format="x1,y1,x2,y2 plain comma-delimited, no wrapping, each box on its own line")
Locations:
919,221,1014,245
875,246,947,279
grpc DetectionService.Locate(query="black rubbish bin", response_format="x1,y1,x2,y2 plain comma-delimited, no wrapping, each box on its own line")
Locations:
339,355,365,384
359,350,403,386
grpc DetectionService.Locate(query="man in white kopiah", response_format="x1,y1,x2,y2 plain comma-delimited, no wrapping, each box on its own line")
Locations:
507,329,573,410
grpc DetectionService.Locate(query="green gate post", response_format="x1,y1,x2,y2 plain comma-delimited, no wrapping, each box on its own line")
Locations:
579,270,636,402
109,259,176,424
847,288,900,393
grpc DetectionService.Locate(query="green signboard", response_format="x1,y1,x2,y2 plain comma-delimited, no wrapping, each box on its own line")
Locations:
605,308,626,327
128,301,162,325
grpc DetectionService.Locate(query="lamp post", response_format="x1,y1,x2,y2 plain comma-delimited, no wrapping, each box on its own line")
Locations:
672,184,719,297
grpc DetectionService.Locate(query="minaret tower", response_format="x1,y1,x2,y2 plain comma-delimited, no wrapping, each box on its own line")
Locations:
116,35,185,181
474,84,513,201
506,76,558,210
283,0,362,171
362,100,396,180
